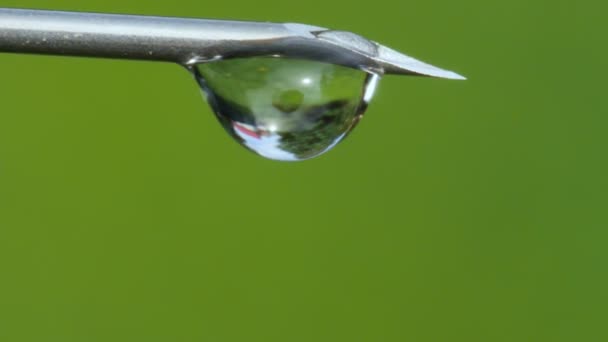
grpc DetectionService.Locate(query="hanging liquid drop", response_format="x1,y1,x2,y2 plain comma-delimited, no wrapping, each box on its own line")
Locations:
192,57,380,161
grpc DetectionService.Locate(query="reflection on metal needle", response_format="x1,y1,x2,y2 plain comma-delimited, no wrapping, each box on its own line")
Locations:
0,8,465,79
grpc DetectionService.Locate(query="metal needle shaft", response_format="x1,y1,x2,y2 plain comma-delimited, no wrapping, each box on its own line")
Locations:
0,8,464,79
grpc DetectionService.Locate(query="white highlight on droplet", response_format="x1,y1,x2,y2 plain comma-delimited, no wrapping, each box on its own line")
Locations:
268,123,279,132
363,73,380,103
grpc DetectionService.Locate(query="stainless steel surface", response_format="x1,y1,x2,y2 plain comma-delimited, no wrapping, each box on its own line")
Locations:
0,8,464,79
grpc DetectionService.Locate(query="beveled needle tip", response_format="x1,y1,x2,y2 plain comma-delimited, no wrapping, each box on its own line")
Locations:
314,29,465,79
375,44,466,79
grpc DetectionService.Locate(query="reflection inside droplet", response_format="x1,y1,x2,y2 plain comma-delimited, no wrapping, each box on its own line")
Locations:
192,57,380,161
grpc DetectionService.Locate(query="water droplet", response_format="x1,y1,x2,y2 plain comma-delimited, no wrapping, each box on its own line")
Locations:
192,57,380,161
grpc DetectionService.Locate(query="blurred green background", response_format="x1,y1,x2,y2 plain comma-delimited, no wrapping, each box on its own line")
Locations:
0,0,606,341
